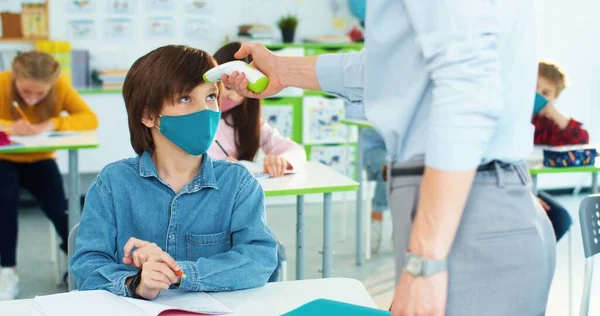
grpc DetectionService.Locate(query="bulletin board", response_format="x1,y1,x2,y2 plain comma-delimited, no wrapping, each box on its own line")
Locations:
0,1,49,41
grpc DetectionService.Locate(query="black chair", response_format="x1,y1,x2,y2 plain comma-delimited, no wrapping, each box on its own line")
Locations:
578,194,600,316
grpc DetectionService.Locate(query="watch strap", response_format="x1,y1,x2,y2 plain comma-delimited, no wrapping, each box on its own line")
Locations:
128,270,144,299
422,258,447,276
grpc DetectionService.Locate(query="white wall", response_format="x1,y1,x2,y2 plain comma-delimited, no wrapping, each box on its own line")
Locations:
535,0,600,189
47,0,353,69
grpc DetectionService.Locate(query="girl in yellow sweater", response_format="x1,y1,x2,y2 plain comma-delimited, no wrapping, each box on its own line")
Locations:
0,51,98,300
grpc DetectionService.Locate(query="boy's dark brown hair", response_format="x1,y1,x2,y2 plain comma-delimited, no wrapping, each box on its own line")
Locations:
213,42,261,161
538,60,567,97
123,45,217,155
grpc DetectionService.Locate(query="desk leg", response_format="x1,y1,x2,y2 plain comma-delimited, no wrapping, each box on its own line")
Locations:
591,172,598,194
68,150,81,231
58,150,81,285
296,195,305,280
322,193,333,278
532,174,538,195
356,129,364,266
568,229,573,316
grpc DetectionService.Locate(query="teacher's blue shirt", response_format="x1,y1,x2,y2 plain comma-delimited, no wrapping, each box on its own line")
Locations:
317,0,538,170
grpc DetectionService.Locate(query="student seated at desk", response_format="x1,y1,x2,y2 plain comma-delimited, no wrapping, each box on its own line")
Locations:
0,51,98,300
69,45,278,300
207,42,306,177
533,61,589,241
533,60,589,146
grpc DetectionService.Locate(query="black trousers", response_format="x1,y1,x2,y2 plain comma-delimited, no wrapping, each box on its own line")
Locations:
538,191,573,242
0,159,68,267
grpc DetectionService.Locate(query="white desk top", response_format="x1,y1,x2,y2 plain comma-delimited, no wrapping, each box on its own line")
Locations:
259,161,359,197
0,278,377,316
0,131,99,154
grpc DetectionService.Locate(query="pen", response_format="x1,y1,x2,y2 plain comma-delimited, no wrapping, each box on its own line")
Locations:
215,140,229,157
174,268,186,279
12,101,30,123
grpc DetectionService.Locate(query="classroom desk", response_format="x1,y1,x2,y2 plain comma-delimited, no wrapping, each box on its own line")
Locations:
529,163,600,194
340,118,375,267
259,162,358,279
0,278,377,316
0,132,99,284
0,131,99,231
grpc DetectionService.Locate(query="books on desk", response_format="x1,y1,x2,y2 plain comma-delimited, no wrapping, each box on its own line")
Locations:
32,289,233,316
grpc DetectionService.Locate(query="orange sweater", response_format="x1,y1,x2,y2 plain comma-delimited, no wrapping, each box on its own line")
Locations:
0,71,99,163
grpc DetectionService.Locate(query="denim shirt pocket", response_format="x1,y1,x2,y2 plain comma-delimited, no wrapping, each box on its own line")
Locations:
185,230,232,260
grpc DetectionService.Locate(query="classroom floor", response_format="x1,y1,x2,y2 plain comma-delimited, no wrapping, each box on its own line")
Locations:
12,193,600,314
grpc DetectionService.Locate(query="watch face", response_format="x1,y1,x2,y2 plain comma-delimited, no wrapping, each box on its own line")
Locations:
406,255,422,275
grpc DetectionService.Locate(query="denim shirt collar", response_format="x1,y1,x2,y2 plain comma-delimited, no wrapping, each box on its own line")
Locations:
138,151,218,193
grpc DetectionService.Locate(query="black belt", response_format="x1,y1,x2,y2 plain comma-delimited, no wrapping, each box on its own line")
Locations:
390,160,515,177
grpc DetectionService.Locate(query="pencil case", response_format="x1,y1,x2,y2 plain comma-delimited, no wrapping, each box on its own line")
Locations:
543,147,597,168
0,131,10,146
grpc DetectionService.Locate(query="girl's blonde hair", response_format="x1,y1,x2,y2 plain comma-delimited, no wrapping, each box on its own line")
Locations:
11,51,61,121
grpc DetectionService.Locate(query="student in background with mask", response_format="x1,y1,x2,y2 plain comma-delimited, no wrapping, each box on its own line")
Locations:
533,60,589,146
533,61,590,242
208,42,306,177
69,45,277,300
0,51,98,300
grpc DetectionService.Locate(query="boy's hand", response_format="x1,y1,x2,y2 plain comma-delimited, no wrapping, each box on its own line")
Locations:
123,237,181,273
136,261,179,300
539,102,570,130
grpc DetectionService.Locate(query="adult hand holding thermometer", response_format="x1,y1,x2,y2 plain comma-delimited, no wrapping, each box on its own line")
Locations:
204,61,269,94
215,43,321,99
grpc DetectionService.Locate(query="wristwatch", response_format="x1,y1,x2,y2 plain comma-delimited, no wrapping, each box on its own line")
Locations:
127,270,144,299
403,251,447,277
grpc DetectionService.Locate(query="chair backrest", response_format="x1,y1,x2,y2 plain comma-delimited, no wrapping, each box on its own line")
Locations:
67,223,79,291
579,194,600,259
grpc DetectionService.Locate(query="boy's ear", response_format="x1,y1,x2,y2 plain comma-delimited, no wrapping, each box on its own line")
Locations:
141,109,156,128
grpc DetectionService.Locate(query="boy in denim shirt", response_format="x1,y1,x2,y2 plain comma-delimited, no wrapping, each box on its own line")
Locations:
69,45,277,300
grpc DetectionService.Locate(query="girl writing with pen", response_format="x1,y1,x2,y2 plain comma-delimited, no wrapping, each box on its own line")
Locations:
0,51,98,300
207,42,306,177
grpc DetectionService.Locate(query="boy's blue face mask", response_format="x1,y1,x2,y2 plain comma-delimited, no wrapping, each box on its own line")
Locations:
157,109,221,156
533,93,549,115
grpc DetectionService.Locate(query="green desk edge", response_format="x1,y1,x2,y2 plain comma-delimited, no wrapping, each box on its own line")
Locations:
264,183,359,197
0,144,99,154
266,43,363,50
340,119,375,130
529,164,600,175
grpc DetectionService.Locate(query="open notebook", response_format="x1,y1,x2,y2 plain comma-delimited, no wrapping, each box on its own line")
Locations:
0,132,81,150
238,160,297,179
33,290,233,316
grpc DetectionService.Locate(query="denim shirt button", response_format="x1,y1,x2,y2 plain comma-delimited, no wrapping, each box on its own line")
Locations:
169,235,175,240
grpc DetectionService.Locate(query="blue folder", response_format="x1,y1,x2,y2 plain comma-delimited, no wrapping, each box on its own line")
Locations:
283,299,390,316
